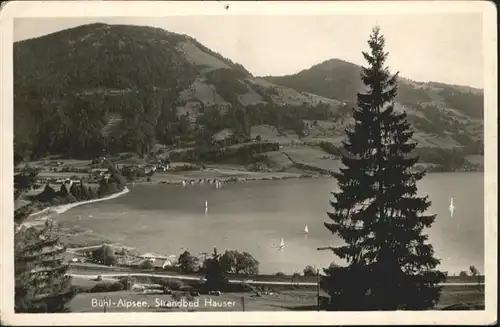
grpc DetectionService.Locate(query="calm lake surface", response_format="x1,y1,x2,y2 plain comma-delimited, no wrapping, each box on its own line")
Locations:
57,173,484,274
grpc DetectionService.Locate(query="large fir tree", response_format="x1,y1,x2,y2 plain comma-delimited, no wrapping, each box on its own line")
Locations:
320,26,446,311
204,248,229,291
14,172,75,312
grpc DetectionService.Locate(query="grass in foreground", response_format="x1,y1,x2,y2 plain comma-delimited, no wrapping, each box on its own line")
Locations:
69,284,484,312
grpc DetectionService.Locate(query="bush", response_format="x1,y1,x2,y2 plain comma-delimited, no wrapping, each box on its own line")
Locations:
90,281,124,293
469,265,479,276
88,187,98,199
140,260,154,270
171,292,182,301
204,248,229,292
71,285,90,294
109,281,125,292
91,245,117,266
220,250,259,275
222,282,254,293
178,251,199,273
120,165,146,181
50,198,61,206
303,265,317,277
117,276,135,290
318,141,345,157
153,278,184,291
32,184,58,203
275,272,285,276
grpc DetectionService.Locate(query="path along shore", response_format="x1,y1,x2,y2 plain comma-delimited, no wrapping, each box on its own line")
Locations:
68,272,485,287
22,187,130,228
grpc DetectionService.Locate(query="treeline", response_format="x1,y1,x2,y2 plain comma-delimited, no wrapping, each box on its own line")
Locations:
317,141,348,157
14,171,78,312
14,88,182,161
14,160,127,224
406,103,482,145
195,101,333,146
437,85,483,119
14,86,321,163
14,23,199,94
15,22,330,163
317,139,482,171
14,23,201,161
415,146,482,170
169,141,279,164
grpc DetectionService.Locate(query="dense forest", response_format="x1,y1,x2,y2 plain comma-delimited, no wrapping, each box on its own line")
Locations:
264,59,484,119
14,23,484,166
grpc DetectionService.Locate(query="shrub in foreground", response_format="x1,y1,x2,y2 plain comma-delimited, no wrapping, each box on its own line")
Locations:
90,281,124,293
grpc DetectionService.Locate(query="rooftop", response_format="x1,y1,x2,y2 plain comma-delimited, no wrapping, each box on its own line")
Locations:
212,128,234,141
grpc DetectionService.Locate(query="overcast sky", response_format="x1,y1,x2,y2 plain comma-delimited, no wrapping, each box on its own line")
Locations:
14,14,484,88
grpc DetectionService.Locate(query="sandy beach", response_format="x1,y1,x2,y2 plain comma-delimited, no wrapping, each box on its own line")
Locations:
22,187,131,227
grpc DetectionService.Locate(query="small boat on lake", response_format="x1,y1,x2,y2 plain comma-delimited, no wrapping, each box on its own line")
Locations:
449,197,455,217
278,238,286,251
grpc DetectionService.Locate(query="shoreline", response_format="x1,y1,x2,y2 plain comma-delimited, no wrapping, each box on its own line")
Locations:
128,169,481,187
132,168,325,186
23,187,131,227
31,171,482,274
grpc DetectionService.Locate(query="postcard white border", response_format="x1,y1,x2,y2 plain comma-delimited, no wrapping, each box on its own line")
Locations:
0,1,497,325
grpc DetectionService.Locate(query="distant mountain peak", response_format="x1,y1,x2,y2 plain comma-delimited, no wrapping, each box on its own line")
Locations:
14,23,483,161
309,58,360,71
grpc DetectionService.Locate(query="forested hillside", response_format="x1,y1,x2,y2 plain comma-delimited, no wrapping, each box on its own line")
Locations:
14,23,341,161
14,23,483,170
264,59,483,153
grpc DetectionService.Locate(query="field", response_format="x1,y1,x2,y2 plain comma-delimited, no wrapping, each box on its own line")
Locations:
143,166,308,184
68,264,485,285
68,284,485,312
68,261,486,312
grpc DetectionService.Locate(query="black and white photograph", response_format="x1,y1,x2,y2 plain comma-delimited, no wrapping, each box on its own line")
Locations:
1,1,497,325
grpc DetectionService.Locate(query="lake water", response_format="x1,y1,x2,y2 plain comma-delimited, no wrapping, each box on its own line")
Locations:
57,173,484,275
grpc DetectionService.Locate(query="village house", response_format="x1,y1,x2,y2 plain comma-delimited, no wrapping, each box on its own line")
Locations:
128,257,174,270
211,128,237,147
153,258,174,269
138,253,170,261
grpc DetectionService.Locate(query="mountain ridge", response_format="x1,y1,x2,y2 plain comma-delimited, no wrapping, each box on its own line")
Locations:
13,23,483,171
262,58,483,93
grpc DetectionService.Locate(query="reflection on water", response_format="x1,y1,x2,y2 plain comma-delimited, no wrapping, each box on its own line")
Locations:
57,173,484,274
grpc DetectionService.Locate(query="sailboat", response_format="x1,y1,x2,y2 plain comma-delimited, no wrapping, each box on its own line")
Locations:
278,238,286,251
304,225,309,234
449,197,455,217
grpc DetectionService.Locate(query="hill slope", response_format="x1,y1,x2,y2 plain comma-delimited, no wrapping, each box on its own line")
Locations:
14,23,342,160
14,24,483,171
263,59,483,151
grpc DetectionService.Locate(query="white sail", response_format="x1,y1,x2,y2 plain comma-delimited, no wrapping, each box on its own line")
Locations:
304,225,309,234
280,238,285,247
205,200,208,208
449,197,455,217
